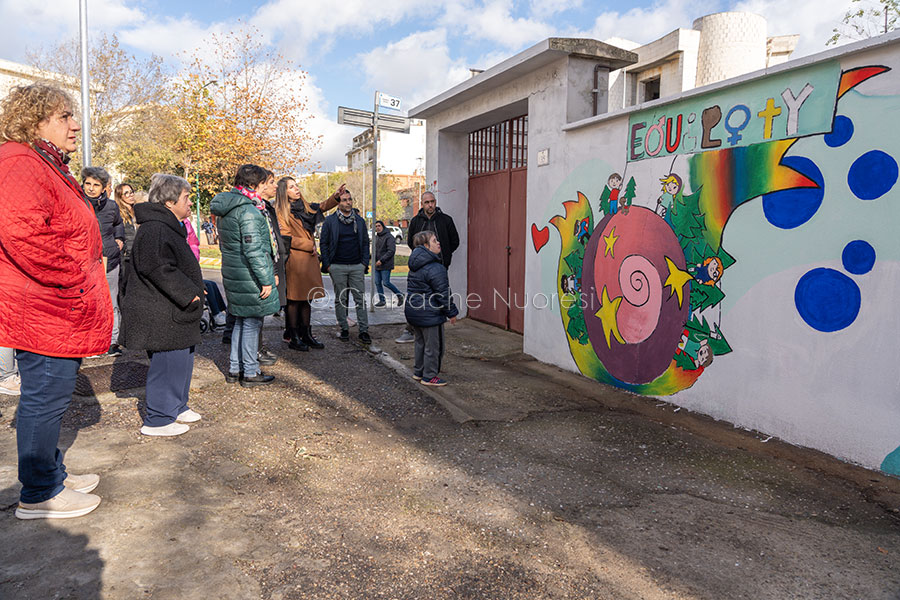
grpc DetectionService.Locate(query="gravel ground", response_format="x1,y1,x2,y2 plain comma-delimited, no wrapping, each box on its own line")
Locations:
1,323,899,599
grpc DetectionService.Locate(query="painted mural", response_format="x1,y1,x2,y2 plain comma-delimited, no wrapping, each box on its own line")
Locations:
532,62,900,474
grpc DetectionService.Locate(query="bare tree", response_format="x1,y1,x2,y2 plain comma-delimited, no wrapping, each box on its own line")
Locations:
828,0,899,45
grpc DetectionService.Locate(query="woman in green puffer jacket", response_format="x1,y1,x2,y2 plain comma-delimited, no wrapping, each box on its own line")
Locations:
210,164,281,386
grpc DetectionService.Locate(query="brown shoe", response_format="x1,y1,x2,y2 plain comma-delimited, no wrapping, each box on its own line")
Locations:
15,487,101,520
62,473,100,493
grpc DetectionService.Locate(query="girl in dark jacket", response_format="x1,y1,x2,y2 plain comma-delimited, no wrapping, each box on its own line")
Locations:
404,231,458,386
121,174,204,437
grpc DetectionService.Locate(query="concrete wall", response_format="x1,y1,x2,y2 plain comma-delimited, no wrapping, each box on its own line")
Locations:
520,36,900,475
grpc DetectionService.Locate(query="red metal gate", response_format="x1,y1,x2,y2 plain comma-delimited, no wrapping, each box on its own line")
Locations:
467,115,527,332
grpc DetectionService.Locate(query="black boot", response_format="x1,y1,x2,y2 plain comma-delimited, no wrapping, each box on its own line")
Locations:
288,328,309,351
301,326,325,350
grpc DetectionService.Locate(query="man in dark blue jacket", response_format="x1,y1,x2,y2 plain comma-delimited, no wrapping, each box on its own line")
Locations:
319,189,371,344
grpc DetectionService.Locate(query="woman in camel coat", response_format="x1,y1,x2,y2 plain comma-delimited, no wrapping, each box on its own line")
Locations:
274,177,344,351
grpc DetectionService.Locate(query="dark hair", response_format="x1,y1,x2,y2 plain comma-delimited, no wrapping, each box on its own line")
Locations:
412,231,435,248
82,166,110,187
375,220,385,228
233,164,268,189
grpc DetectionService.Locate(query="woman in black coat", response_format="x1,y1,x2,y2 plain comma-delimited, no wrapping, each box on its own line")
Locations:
121,174,204,437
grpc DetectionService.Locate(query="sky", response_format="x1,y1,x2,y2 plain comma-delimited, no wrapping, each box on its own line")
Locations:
0,0,865,171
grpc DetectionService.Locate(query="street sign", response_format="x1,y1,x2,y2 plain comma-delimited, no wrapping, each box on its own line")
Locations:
366,211,373,218
376,113,410,134
337,106,374,128
378,93,401,110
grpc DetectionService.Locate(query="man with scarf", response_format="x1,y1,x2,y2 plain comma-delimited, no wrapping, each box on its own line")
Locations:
82,167,125,356
319,188,371,344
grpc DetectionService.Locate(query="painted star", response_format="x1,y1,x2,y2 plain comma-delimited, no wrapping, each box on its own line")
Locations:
594,285,625,348
664,256,693,308
603,226,619,257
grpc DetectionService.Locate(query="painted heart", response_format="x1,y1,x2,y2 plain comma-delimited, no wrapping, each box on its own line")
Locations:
531,223,550,253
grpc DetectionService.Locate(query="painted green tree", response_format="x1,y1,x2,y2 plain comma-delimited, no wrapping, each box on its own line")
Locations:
622,176,636,208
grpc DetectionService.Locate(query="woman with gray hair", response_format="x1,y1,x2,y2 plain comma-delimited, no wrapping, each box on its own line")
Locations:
121,173,204,436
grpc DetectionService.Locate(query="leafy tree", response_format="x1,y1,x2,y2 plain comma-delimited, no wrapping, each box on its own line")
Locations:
175,25,321,190
26,33,169,176
828,0,898,45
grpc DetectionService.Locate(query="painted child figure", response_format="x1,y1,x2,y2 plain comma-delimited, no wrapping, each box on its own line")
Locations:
677,333,714,370
599,173,622,216
657,173,682,221
689,256,724,286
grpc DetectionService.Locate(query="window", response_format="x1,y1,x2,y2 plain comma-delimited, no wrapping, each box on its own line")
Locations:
468,115,528,176
643,77,661,102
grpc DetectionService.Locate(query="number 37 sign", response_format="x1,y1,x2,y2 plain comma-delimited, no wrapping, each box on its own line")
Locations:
378,93,402,110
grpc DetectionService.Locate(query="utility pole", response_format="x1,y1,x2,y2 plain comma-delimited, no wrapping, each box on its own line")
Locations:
370,92,380,312
79,0,92,166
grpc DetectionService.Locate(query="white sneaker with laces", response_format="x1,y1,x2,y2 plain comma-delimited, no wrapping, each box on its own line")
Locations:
0,373,21,396
176,408,202,423
140,422,190,437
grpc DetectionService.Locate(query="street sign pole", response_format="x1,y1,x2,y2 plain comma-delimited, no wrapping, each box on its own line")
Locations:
369,92,380,312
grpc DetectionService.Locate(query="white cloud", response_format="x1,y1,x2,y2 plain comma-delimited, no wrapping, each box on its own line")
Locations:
251,0,436,63
441,0,554,49
528,0,583,19
119,16,229,64
359,29,472,107
299,75,358,172
733,0,857,58
578,0,709,46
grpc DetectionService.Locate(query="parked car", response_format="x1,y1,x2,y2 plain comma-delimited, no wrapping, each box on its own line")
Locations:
387,225,403,243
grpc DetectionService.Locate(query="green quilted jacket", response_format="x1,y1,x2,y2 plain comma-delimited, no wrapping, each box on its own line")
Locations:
210,190,281,317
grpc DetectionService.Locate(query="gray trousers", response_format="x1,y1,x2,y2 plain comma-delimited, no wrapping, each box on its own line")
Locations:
412,324,444,380
0,346,15,379
329,263,368,333
106,264,120,344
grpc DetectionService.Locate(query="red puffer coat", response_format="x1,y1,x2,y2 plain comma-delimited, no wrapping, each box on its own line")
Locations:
0,142,112,357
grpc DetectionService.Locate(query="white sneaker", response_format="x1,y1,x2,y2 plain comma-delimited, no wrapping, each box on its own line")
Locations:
140,422,190,437
176,408,202,423
63,473,100,493
15,487,101,520
213,312,227,326
0,373,21,396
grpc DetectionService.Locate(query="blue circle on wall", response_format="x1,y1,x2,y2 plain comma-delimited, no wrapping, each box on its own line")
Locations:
847,150,898,200
842,240,876,275
762,156,824,229
795,268,861,332
824,115,853,147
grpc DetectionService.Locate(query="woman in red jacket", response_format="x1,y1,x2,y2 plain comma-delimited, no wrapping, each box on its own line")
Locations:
0,84,112,519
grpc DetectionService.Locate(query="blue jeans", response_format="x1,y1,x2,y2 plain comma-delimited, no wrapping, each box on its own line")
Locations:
15,351,81,503
374,269,402,303
230,316,263,376
144,347,194,427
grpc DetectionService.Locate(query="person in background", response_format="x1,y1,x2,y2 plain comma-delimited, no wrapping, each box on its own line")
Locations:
114,183,137,260
82,166,125,357
121,174,204,436
0,83,112,519
318,188,371,345
201,219,215,245
0,347,20,396
210,164,280,386
373,220,404,307
273,177,343,350
396,191,459,343
257,169,284,365
404,231,458,386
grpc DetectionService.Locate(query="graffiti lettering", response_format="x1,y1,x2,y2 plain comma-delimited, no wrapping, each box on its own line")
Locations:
630,122,646,160
724,104,751,145
645,117,667,157
757,98,783,140
781,84,815,136
701,105,723,149
666,115,682,153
